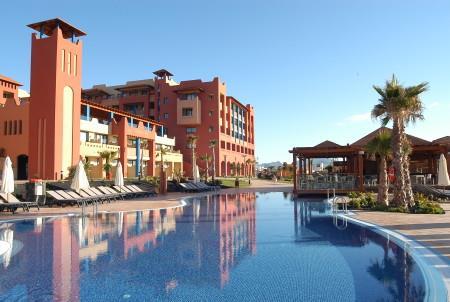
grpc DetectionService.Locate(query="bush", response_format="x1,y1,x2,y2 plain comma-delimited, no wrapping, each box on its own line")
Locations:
412,193,445,214
347,192,376,209
347,192,445,214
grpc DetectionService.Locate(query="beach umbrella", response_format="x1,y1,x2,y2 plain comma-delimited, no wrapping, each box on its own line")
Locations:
71,160,90,193
194,165,200,183
0,156,15,202
0,228,14,268
438,154,450,186
114,161,124,191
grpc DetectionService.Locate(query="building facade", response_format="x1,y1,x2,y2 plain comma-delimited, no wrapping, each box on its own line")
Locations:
0,18,181,180
84,70,256,178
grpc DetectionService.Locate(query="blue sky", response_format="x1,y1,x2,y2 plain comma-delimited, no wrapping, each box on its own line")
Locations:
1,0,450,163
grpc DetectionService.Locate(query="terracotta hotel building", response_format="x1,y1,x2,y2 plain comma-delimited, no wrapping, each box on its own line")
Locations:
0,18,255,180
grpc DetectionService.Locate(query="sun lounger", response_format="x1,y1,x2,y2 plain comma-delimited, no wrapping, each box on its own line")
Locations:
77,190,104,204
64,190,95,205
180,182,201,192
123,185,147,197
98,186,126,200
128,185,155,197
113,185,138,198
112,186,134,198
83,188,115,203
0,193,39,212
190,182,209,192
195,182,216,191
47,190,81,207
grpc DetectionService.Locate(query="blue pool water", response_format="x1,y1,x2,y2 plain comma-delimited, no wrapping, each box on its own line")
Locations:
0,192,446,301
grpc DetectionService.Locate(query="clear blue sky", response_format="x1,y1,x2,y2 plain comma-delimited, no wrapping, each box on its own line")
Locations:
2,0,450,163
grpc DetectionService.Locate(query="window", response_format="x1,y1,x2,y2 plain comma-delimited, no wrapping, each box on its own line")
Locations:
208,110,213,117
18,120,22,135
3,121,7,135
67,52,71,75
80,131,88,142
208,126,213,133
186,127,197,134
13,120,17,135
61,49,65,72
73,54,77,76
180,93,197,101
163,97,168,104
208,95,214,100
221,140,225,149
164,113,169,119
182,108,193,117
8,121,12,135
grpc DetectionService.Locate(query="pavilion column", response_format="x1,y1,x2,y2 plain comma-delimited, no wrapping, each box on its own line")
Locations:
293,153,297,193
147,139,155,177
117,118,128,178
358,152,364,192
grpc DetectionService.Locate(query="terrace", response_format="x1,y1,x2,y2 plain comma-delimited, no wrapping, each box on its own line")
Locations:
290,127,450,196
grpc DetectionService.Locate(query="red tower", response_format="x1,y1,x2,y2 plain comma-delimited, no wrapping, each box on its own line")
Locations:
27,18,85,180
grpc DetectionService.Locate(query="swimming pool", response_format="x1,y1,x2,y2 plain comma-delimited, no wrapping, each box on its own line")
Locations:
0,192,447,301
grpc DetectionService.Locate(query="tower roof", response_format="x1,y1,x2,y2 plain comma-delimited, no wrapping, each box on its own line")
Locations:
27,18,86,39
153,69,173,77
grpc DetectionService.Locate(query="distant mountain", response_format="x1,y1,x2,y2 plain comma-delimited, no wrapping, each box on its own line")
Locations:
258,161,283,169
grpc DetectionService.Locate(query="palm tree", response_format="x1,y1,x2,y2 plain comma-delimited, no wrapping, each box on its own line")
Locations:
199,154,212,182
157,146,170,177
372,75,428,208
186,135,198,179
230,162,236,177
209,140,217,182
281,162,288,178
366,130,392,206
98,150,118,180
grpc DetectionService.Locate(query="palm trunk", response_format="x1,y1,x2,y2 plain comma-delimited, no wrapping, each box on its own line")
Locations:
205,160,209,182
391,117,407,208
378,156,389,206
401,132,414,207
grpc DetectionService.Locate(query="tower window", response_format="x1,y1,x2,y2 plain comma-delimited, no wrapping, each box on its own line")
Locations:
61,49,66,72
73,54,77,76
67,52,71,75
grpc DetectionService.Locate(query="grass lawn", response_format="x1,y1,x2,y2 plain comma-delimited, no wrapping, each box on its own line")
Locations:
219,178,251,188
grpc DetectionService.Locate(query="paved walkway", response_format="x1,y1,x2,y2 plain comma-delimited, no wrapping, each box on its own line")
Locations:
0,179,292,221
355,205,450,260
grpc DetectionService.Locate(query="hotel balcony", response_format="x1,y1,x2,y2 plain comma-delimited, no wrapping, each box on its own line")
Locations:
80,118,110,135
127,147,150,160
80,141,121,157
176,96,201,125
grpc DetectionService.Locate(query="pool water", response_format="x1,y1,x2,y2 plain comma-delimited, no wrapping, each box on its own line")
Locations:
0,192,446,301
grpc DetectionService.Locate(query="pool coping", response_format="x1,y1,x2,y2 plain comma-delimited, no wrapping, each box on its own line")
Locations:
336,212,450,302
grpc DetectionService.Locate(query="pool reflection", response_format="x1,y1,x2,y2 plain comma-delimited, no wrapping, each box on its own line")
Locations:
293,199,426,302
0,193,256,301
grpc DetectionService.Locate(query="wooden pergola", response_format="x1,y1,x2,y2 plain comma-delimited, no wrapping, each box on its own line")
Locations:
290,144,365,195
290,127,449,196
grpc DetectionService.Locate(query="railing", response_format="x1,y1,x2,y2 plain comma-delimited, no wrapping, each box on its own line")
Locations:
297,173,358,190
